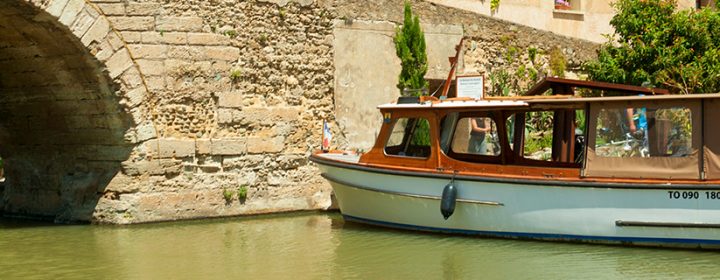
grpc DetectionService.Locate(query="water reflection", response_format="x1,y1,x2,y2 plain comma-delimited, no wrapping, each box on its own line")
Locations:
1,213,719,279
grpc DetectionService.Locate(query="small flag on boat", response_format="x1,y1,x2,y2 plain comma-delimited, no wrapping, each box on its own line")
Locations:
322,120,332,152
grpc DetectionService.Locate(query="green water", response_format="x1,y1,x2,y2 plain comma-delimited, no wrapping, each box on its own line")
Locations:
1,212,719,280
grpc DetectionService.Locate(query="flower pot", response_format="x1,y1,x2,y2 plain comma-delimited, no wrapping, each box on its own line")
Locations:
555,4,571,10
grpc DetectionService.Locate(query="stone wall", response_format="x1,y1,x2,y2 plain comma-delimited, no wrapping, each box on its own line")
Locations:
0,0,150,222
328,0,598,150
89,0,337,223
333,21,463,150
1,0,598,224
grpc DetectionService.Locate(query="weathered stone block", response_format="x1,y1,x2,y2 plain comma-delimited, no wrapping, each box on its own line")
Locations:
211,138,247,155
120,67,144,89
196,139,211,154
105,48,133,78
141,31,187,45
156,17,203,32
128,44,167,59
120,31,142,43
121,159,182,176
96,3,125,15
59,0,84,26
248,136,284,154
187,33,232,46
136,59,165,76
104,173,138,193
81,17,110,46
167,46,203,60
144,76,165,91
204,46,240,61
153,139,196,158
217,92,243,108
106,32,125,50
124,87,147,107
126,3,161,16
47,0,71,18
109,16,154,31
94,41,114,61
70,8,99,38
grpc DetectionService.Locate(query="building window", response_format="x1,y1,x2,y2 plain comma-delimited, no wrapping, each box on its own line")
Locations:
554,0,581,12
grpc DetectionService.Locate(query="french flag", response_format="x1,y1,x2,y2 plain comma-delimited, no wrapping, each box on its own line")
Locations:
322,120,332,151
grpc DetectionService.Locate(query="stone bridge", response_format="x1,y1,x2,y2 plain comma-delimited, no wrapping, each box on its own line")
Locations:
0,0,596,224
0,0,335,224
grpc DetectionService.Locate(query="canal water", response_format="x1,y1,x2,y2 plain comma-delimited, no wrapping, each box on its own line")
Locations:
2,212,719,280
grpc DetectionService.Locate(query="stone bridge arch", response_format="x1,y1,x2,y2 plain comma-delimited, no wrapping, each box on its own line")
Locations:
0,0,155,222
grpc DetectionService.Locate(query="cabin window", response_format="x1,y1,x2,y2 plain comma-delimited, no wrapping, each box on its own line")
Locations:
523,111,554,161
384,118,431,158
585,100,701,179
507,109,584,166
450,117,501,157
594,107,693,158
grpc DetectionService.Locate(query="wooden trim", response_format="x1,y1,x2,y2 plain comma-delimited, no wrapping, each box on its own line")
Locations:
439,38,464,98
524,77,670,96
312,153,720,189
484,95,573,100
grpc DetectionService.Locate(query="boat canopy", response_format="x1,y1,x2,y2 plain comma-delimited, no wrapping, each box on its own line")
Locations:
371,77,720,181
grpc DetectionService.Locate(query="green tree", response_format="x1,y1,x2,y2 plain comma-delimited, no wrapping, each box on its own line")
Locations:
584,0,720,94
395,1,428,94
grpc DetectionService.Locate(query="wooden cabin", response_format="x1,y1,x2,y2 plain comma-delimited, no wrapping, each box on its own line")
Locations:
358,77,720,185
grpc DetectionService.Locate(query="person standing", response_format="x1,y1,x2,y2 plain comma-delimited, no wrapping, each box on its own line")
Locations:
469,118,492,154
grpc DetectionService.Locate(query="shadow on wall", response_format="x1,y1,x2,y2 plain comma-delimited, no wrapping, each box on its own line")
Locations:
0,1,136,223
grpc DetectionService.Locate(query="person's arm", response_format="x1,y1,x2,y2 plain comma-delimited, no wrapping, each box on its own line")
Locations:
471,118,491,133
626,108,636,133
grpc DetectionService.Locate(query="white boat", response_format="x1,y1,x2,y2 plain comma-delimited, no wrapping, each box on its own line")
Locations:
311,77,720,249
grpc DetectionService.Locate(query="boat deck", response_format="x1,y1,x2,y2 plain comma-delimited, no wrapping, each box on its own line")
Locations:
315,152,361,164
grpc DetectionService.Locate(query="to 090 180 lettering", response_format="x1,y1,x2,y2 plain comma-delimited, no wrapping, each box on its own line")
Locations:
668,191,699,199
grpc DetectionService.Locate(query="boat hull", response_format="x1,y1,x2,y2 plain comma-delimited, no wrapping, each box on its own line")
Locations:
316,160,720,249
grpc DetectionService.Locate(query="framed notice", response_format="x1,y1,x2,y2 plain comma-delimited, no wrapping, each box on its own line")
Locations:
456,75,485,99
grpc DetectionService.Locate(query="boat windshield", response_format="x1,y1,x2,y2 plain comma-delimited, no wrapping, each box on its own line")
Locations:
384,117,432,158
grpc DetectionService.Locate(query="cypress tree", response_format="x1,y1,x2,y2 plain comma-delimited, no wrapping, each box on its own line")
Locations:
395,1,428,95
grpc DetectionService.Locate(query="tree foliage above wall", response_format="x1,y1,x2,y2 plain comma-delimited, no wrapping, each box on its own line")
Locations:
584,0,720,94
395,1,428,94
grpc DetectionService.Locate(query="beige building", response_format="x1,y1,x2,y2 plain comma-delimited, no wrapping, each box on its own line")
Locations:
428,0,716,43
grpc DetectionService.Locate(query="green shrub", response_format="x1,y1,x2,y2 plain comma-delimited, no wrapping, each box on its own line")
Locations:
549,48,566,78
258,34,268,45
222,188,234,203
584,0,720,94
224,29,238,39
527,47,538,65
237,185,248,201
491,0,501,13
394,1,428,94
230,69,242,82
